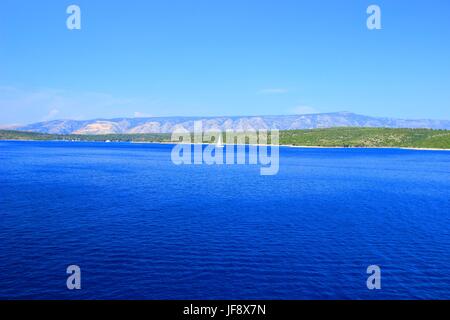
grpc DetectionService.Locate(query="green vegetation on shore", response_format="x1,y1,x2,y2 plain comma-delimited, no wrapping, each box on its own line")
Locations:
0,130,172,143
279,128,450,149
1,127,450,149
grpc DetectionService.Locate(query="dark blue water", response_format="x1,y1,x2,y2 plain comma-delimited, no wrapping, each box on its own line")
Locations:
0,141,449,300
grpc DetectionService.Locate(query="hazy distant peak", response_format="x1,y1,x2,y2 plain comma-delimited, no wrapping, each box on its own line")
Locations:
17,112,450,134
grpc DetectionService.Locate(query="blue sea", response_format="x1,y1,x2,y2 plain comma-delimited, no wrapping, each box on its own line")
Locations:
0,141,449,300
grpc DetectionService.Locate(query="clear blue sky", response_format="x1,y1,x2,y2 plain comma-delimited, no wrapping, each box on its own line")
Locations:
0,0,449,125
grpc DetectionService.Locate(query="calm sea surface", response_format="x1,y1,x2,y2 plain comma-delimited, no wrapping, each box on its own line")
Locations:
0,141,449,299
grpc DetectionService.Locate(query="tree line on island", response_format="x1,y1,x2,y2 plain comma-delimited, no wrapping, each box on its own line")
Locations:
1,127,450,149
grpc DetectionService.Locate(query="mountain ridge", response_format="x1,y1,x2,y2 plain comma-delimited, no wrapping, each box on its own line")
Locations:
16,112,450,134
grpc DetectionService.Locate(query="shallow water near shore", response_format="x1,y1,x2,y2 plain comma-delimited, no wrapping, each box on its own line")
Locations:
0,141,449,299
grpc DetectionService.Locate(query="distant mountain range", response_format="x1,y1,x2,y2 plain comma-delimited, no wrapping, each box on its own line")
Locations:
15,112,450,134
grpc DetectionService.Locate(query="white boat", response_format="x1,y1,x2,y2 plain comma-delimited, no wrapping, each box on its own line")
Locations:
216,135,224,148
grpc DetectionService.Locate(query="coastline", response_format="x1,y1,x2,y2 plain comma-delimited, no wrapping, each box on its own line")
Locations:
128,140,450,151
2,139,449,151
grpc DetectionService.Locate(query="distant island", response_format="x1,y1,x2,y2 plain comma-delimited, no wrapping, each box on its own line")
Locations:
2,127,450,150
8,112,450,135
